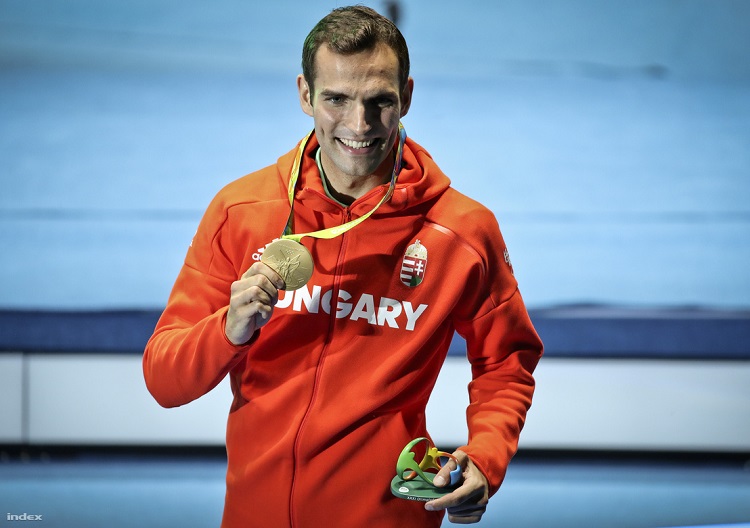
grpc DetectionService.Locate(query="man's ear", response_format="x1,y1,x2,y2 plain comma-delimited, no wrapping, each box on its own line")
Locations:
399,77,414,118
297,74,314,117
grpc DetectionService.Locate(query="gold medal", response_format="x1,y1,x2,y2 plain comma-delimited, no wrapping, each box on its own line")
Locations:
261,238,314,291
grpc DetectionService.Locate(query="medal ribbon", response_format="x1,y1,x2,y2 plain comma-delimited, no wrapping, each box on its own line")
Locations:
280,123,406,243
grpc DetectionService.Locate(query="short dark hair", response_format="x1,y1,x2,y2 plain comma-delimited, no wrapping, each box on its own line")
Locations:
302,5,410,98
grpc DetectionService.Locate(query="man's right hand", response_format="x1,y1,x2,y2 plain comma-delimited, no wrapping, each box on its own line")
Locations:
225,262,285,345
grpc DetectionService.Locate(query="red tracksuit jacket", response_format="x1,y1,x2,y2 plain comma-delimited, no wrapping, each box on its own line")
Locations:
143,133,543,527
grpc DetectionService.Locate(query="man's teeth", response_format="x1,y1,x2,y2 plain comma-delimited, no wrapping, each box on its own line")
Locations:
339,138,376,149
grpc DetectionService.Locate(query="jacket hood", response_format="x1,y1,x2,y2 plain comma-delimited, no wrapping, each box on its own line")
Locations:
274,131,452,216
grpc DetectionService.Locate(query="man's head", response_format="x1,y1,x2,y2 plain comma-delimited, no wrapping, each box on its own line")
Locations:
301,5,410,103
297,6,414,198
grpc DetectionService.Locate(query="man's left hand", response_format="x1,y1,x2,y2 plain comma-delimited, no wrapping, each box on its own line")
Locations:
424,450,489,524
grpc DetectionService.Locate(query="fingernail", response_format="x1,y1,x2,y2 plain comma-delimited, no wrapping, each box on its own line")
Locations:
425,503,436,511
433,475,446,487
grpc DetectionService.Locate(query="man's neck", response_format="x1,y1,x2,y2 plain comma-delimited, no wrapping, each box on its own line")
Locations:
316,148,350,206
316,149,394,206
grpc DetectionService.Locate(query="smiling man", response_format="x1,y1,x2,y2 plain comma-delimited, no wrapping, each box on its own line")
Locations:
297,40,411,204
144,6,542,527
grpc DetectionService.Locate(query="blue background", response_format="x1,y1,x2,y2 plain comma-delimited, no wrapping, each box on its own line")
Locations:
2,0,749,311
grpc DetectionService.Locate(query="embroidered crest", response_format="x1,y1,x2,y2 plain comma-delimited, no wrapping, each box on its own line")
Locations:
400,240,428,287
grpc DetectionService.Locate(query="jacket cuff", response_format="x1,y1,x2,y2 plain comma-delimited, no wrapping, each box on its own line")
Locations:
458,444,511,497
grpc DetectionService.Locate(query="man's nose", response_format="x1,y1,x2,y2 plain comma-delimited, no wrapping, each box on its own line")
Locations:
348,102,374,136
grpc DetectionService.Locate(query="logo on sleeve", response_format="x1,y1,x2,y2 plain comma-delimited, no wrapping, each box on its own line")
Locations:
400,240,428,287
503,247,514,275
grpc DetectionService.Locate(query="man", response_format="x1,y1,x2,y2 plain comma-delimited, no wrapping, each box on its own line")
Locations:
144,6,542,527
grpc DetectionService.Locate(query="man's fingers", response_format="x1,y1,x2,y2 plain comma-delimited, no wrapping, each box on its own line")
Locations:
232,284,275,307
425,482,475,512
225,263,284,345
233,265,284,307
241,262,285,290
432,454,460,488
447,506,487,525
446,501,488,515
432,451,469,488
425,450,488,523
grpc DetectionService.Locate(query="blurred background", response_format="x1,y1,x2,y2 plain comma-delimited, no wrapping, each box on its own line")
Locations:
1,1,749,527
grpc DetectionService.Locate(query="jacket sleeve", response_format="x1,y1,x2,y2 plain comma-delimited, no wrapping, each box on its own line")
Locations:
455,288,542,496
143,194,251,408
453,213,543,497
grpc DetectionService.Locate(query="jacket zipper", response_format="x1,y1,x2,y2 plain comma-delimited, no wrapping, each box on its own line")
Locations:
288,207,351,527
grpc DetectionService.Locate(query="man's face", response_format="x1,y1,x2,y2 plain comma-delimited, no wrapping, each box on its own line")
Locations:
297,43,413,186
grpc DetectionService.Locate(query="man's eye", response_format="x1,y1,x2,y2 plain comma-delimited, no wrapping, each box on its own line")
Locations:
327,96,344,104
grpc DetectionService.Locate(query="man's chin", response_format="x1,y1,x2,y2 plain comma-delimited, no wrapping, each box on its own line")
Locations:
331,156,387,179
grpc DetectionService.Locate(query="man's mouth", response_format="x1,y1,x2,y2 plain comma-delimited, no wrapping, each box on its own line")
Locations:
338,138,378,150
